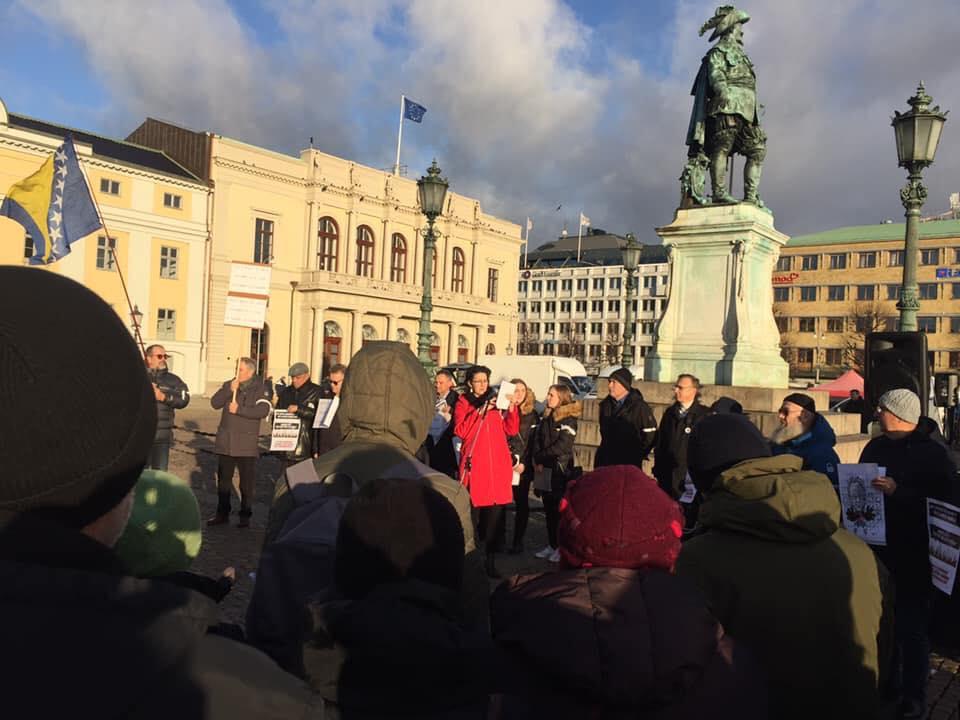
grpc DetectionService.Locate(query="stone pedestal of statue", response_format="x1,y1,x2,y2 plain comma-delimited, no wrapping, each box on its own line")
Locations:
644,203,789,388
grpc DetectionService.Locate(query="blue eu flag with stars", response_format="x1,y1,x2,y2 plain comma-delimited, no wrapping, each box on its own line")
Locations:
403,97,427,123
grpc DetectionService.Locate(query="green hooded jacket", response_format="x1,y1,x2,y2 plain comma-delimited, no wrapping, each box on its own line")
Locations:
676,455,893,720
264,341,488,629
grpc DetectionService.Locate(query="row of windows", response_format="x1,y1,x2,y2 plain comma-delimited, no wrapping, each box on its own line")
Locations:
98,178,183,211
67,236,182,279
519,344,652,359
519,320,658,336
518,275,666,294
777,248,954,272
255,216,498,301
788,347,960,368
773,282,959,303
778,314,953,334
519,298,667,315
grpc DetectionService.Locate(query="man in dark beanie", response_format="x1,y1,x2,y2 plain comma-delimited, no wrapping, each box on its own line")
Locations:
677,413,893,720
770,392,840,486
0,267,319,718
595,366,658,468
302,478,497,716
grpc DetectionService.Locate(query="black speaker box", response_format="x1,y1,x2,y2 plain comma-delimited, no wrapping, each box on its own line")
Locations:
864,332,928,415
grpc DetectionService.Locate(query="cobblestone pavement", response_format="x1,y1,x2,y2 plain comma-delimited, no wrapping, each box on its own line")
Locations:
171,404,959,718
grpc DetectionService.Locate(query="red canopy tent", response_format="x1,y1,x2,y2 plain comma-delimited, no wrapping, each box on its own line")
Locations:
811,369,864,400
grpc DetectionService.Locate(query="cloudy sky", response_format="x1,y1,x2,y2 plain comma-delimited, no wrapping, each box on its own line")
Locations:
2,0,959,244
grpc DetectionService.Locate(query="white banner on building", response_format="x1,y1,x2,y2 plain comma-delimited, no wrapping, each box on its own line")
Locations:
225,261,272,329
270,411,301,452
928,498,960,595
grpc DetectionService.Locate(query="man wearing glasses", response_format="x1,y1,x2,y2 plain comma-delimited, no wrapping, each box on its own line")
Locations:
315,363,347,457
144,344,190,471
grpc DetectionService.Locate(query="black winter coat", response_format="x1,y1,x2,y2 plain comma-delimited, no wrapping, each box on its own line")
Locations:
595,389,658,468
860,417,958,596
508,409,538,473
491,567,767,719
653,401,711,498
0,514,319,719
530,402,580,494
148,367,189,443
276,380,323,461
210,377,272,457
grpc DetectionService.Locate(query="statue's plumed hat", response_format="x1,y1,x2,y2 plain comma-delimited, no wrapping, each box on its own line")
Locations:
700,5,750,42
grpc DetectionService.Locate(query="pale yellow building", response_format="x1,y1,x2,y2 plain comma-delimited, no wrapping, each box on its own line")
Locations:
129,119,522,392
0,98,210,392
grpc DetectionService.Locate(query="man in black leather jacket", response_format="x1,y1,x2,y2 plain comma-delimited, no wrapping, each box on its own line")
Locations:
145,344,189,471
275,362,322,465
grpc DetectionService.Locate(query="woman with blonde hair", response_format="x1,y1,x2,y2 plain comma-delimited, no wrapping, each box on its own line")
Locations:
507,379,539,555
530,384,581,563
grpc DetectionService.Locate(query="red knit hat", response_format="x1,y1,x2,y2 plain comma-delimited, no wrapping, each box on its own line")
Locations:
558,464,683,571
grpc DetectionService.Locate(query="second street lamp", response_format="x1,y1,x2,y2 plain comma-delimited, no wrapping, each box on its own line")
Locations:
621,233,641,368
416,160,449,374
892,83,948,331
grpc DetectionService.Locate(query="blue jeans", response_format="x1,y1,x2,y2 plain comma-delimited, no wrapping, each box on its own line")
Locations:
146,441,170,471
895,591,932,704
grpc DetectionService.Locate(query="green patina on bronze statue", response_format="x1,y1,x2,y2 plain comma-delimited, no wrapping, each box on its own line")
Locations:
682,5,766,208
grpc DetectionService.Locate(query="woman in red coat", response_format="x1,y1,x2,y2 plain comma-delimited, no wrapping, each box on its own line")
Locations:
454,365,520,579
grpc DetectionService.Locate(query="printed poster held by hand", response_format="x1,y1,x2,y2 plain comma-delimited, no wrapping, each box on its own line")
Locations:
270,411,301,452
312,396,340,429
837,463,887,546
927,498,960,595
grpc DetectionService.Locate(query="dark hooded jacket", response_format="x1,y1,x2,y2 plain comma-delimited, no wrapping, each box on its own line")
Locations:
490,567,767,719
860,416,957,596
275,379,323,461
250,342,489,676
596,389,658,468
676,455,893,720
653,400,711,498
148,367,189,443
0,514,320,720
770,413,841,486
303,580,497,719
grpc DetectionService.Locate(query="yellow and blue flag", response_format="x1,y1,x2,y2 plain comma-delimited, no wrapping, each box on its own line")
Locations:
1,136,102,264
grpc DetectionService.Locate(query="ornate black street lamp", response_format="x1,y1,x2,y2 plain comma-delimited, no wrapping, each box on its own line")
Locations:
620,233,641,368
892,83,947,331
416,160,449,373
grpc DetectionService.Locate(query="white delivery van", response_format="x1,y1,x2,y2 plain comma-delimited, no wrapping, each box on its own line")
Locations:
479,354,588,404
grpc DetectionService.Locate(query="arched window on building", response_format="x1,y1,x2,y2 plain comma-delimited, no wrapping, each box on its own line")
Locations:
390,233,407,283
457,333,470,364
362,324,378,346
323,321,342,378
356,225,375,277
396,327,411,349
250,324,269,377
317,216,339,271
430,332,441,365
451,247,465,293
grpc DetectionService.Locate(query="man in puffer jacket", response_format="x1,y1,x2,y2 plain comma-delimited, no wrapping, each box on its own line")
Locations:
769,392,839,486
677,414,894,720
491,465,766,719
145,344,189,471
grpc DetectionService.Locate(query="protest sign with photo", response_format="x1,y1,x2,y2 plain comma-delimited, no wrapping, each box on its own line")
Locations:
927,498,960,595
837,463,887,546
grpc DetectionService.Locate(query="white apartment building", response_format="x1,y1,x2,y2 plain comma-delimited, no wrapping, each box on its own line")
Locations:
516,232,669,372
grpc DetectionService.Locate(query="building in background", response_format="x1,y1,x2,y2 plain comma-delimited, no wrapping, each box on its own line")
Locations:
772,218,960,377
129,119,521,392
517,231,669,373
0,98,210,392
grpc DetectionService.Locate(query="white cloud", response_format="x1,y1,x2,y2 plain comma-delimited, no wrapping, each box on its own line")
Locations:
17,0,960,239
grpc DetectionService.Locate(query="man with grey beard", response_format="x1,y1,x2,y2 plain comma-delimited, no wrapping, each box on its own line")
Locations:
770,392,840,486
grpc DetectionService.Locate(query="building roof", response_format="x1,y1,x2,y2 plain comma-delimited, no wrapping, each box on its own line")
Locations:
788,219,960,248
8,113,200,182
525,231,668,268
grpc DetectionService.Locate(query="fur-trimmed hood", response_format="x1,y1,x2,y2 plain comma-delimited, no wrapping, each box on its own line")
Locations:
545,400,581,422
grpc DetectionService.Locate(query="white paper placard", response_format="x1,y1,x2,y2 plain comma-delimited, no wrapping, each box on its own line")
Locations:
838,463,887,546
270,411,300,452
224,295,268,329
928,498,960,595
312,396,340,429
229,262,272,295
496,381,517,410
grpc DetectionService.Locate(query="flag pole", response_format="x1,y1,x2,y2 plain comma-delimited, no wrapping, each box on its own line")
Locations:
577,215,583,264
76,155,147,357
523,218,530,268
394,95,405,177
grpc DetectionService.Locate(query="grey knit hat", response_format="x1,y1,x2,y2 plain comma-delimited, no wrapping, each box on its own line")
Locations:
878,388,921,425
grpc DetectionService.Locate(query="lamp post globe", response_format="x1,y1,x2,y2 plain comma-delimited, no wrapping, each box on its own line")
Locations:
621,233,641,369
416,160,450,375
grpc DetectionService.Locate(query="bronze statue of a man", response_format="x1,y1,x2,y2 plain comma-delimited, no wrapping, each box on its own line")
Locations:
685,5,766,206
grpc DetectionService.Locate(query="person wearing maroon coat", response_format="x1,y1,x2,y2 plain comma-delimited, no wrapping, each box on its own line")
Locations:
490,465,767,719
454,365,520,578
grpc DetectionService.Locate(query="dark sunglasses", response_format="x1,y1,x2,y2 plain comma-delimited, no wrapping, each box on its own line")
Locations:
151,354,169,360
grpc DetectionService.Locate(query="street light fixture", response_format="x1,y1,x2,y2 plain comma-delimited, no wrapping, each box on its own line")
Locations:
416,159,449,374
620,233,641,368
892,83,948,331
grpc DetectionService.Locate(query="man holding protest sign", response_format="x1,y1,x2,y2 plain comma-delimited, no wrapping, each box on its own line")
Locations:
208,357,272,528
274,362,321,465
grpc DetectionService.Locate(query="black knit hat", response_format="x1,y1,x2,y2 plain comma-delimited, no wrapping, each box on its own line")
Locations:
687,414,771,492
0,268,156,527
335,478,465,600
783,392,816,414
710,396,743,414
609,367,633,391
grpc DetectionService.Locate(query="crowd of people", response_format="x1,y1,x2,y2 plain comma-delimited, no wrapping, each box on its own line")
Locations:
2,265,957,719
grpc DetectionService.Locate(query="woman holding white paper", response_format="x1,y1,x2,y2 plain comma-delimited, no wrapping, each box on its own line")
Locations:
454,365,520,578
530,385,582,563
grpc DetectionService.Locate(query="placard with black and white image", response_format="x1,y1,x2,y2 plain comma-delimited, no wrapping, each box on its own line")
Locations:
837,463,887,546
